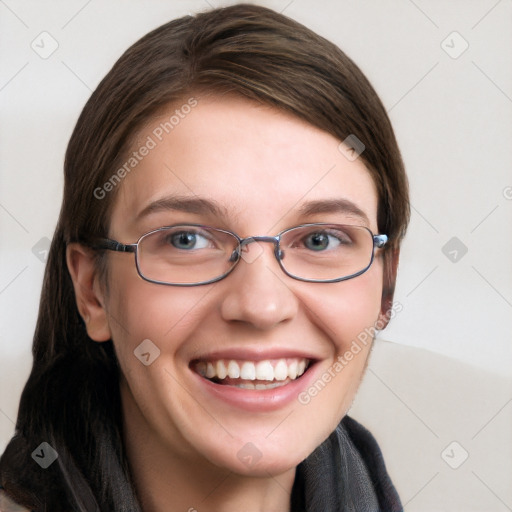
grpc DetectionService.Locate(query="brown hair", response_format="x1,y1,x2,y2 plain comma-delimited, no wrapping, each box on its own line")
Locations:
0,4,409,510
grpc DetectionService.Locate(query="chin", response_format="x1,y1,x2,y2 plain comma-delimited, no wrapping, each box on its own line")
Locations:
196,425,325,478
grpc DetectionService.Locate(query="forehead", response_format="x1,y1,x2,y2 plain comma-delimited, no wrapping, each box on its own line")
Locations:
109,94,379,236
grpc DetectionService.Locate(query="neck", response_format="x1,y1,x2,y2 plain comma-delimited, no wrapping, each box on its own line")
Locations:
121,382,295,512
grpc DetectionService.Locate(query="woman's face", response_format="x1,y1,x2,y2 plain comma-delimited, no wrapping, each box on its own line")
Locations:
103,95,383,475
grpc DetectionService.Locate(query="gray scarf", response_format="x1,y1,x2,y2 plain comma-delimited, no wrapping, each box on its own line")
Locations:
291,415,402,512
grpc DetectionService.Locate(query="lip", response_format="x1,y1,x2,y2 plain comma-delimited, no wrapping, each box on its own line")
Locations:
189,355,321,412
190,347,320,363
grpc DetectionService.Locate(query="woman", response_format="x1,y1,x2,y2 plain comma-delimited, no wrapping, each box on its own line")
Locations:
0,4,409,511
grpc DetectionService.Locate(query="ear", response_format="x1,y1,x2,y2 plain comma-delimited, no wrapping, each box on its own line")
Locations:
378,247,400,330
66,243,111,342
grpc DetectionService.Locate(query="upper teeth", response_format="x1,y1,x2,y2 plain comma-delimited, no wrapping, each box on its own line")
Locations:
195,358,308,381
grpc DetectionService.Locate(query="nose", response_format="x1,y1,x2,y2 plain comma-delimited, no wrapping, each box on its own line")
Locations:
220,241,299,330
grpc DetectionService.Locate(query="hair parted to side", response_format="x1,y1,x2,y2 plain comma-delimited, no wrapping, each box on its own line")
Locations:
0,4,409,510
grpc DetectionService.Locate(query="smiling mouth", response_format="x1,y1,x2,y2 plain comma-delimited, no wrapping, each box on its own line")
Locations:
192,358,312,390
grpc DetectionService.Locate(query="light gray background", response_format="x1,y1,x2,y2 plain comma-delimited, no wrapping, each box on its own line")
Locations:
1,1,511,510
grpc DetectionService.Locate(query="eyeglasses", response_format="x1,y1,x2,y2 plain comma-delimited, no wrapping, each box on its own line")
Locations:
90,223,388,286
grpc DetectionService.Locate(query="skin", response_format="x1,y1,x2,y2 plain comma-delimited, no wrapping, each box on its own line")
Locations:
67,95,395,512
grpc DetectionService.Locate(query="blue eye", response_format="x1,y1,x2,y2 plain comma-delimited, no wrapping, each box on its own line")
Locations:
303,232,341,251
168,231,210,250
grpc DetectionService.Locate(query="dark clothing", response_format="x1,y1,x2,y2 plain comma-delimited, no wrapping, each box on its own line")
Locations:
291,415,402,511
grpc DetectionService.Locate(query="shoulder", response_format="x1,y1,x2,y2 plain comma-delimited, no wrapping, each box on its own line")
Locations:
0,490,31,512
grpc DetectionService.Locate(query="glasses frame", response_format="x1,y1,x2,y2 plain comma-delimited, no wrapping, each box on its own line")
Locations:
90,223,388,286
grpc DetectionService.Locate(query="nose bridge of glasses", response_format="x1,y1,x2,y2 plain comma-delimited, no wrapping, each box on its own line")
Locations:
237,235,283,260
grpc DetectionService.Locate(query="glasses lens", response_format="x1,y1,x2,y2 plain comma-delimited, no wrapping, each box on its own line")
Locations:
279,224,374,281
137,226,239,285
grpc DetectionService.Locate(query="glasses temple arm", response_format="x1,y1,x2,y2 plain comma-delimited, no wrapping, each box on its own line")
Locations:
89,238,137,253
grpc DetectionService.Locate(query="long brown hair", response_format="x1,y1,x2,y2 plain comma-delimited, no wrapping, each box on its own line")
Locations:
0,4,409,510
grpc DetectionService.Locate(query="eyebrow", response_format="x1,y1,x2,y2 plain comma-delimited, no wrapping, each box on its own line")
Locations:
134,195,370,227
297,198,370,225
135,195,227,222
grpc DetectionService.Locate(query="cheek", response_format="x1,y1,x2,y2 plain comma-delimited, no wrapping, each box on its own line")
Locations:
301,260,384,352
104,259,214,374
104,265,221,456
295,261,384,433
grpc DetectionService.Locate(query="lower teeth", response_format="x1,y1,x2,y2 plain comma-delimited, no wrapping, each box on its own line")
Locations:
235,380,290,390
